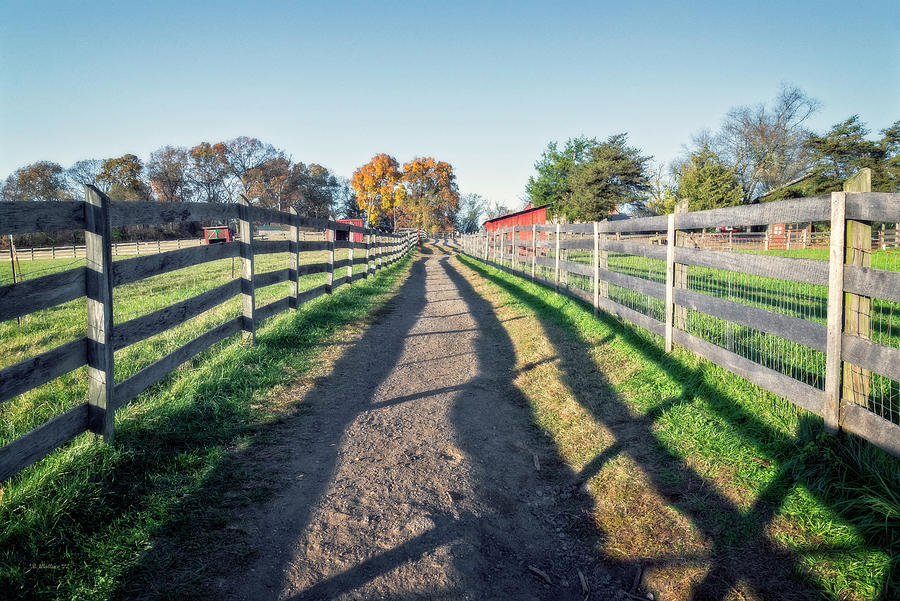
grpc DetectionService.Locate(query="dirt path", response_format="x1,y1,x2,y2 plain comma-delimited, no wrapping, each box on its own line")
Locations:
217,246,618,600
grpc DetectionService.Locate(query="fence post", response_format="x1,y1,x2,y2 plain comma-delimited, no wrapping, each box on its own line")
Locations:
593,221,600,317
512,225,518,272
554,223,561,292
531,224,537,280
365,230,371,278
84,185,116,442
326,227,335,292
239,196,255,343
289,208,299,310
347,229,354,283
842,169,872,408
673,201,688,332
824,192,847,433
665,213,677,353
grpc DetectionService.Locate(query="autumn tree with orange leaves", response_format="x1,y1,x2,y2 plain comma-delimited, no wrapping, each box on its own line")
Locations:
400,157,459,233
350,153,407,228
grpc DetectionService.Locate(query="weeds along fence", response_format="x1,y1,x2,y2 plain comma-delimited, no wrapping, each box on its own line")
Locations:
460,191,900,458
0,187,414,482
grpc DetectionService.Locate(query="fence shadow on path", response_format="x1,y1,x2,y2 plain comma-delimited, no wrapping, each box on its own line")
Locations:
92,258,430,599
460,257,898,600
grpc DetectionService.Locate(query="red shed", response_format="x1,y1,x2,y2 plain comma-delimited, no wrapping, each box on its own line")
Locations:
483,204,549,239
202,226,234,244
334,218,365,243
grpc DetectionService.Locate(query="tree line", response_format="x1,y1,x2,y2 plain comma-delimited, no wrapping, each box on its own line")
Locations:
524,85,900,221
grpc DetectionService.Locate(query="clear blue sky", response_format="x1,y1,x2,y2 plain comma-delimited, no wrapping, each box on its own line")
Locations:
1,0,898,207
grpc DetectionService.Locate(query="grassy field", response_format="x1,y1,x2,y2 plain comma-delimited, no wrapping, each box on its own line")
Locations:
0,250,412,600
1,249,375,445
500,244,900,425
459,253,899,600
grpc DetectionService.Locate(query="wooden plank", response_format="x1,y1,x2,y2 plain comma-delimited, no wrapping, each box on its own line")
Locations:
239,197,255,343
326,229,335,293
113,317,241,409
598,296,667,337
110,200,238,227
601,268,666,300
0,338,87,404
598,215,668,234
565,285,592,304
113,242,240,287
251,206,292,225
841,403,900,458
558,238,594,250
0,403,90,482
841,334,900,381
824,192,847,433
298,240,330,251
253,240,290,255
0,266,86,322
0,200,85,235
672,287,827,351
255,296,290,324
295,215,331,230
297,284,327,305
844,265,900,303
558,259,593,277
560,223,595,234
298,262,329,276
113,279,241,350
84,186,115,441
675,196,831,230
255,268,290,289
602,239,668,261
845,192,900,223
331,275,348,289
672,329,825,416
554,223,561,292
673,246,828,285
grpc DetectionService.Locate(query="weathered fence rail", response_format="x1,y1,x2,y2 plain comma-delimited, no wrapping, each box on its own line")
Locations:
0,187,414,482
461,190,900,458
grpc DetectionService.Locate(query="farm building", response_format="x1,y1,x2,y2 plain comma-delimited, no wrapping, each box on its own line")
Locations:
334,218,365,243
482,204,550,241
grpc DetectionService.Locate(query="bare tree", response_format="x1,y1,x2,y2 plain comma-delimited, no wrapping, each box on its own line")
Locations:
716,85,820,202
66,159,108,198
147,146,192,202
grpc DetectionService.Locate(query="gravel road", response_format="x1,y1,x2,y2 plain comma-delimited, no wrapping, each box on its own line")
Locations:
219,246,618,600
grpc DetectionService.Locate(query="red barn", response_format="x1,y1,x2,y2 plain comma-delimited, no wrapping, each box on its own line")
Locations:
334,218,365,243
482,204,549,239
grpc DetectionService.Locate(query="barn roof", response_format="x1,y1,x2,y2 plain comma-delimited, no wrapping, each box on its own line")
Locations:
482,204,550,227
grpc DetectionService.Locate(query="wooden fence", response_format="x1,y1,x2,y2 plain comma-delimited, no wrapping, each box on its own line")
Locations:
0,188,415,482
1,231,326,262
460,191,900,458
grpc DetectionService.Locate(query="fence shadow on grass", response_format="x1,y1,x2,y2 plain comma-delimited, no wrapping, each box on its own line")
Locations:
461,256,898,600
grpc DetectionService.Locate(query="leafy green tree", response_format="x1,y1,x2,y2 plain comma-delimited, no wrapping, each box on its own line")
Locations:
99,154,150,201
803,116,899,193
1,161,71,202
674,145,743,211
565,133,651,221
525,136,598,208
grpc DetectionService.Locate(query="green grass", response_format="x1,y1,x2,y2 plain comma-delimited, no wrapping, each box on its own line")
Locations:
1,250,375,444
0,250,412,601
498,245,900,424
459,253,900,600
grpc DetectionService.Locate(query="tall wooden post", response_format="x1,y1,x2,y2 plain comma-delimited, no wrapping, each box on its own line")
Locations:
238,196,255,343
593,221,600,316
365,231,371,278
824,192,847,433
531,224,537,280
326,227,335,293
84,185,115,441
673,200,688,332
554,223,561,292
288,208,299,309
347,228,354,283
665,214,677,353
511,225,518,272
842,168,872,407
